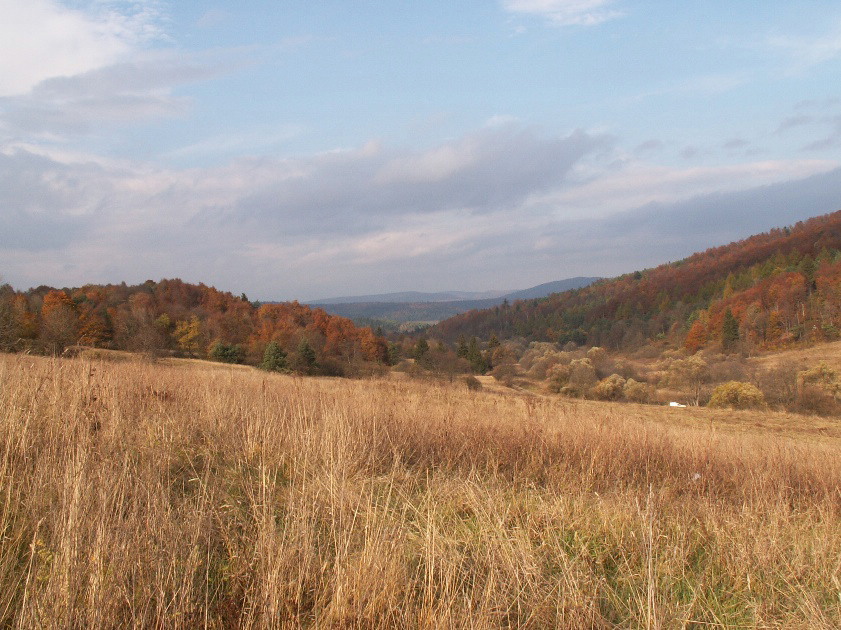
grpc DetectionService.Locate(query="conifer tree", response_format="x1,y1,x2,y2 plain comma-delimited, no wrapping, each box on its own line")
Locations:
721,308,740,352
261,341,287,371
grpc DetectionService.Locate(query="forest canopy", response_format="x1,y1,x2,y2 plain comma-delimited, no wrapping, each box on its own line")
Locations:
0,278,388,376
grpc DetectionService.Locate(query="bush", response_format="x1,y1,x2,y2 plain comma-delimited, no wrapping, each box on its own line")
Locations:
708,381,765,410
591,374,626,401
546,363,571,393
209,342,245,364
491,363,517,387
623,378,652,403
560,358,598,397
797,362,841,395
796,363,841,414
568,358,597,388
755,361,799,408
464,374,482,391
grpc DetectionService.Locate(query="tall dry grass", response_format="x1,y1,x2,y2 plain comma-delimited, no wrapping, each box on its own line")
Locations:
0,353,839,628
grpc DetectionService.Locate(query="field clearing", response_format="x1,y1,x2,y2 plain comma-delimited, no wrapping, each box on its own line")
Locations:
749,339,841,371
1,353,839,628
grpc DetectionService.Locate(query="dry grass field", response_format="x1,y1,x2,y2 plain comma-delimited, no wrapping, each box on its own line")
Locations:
1,353,839,628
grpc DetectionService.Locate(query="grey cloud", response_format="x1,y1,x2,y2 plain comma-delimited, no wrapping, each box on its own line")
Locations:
776,114,814,133
723,138,749,150
593,167,841,252
0,150,105,250
801,116,841,151
633,139,663,155
0,55,233,136
680,145,700,159
4,130,841,301
227,126,610,234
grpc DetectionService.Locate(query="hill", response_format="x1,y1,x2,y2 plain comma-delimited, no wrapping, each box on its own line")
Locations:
432,210,841,354
310,277,599,327
0,278,388,375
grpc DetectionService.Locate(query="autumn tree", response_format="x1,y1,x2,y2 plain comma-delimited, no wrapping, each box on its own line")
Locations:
40,290,78,354
174,316,203,356
0,284,16,350
666,355,710,405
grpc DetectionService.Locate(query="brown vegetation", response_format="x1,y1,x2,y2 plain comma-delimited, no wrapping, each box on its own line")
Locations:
1,352,839,628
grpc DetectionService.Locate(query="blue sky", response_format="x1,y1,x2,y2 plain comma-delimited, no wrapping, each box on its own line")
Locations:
2,0,841,300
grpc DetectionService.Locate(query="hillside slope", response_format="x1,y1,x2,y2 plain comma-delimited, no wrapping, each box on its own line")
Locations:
433,210,841,354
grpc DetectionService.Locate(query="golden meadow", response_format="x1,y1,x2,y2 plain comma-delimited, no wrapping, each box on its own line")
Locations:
1,353,839,628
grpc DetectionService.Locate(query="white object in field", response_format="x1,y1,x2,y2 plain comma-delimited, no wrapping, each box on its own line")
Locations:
669,401,687,408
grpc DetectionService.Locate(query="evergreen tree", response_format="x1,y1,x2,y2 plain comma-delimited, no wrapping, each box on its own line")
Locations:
414,338,429,361
456,335,468,358
296,338,317,372
721,308,740,352
261,341,287,371
466,336,489,374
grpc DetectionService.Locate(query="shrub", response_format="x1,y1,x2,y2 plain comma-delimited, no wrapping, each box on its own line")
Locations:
491,363,517,387
755,360,799,408
623,378,652,403
708,381,765,409
209,342,245,364
546,363,571,393
797,385,840,416
586,346,613,377
591,374,626,401
464,374,482,391
568,358,597,388
797,362,841,396
796,363,841,414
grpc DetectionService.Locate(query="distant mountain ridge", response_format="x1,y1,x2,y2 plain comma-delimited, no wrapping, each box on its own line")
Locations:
310,289,510,305
309,277,600,326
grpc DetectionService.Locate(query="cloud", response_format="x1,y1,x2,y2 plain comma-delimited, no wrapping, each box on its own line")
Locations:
0,149,105,250
2,123,840,300
0,54,231,136
776,115,815,133
802,116,841,151
595,167,841,254
0,124,607,295
529,158,837,220
502,0,623,26
633,140,663,156
767,24,841,73
0,0,166,97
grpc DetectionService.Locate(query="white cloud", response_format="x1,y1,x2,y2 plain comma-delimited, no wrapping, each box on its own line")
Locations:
2,124,840,300
0,0,165,97
503,0,623,26
1,53,230,136
767,24,841,73
543,158,838,218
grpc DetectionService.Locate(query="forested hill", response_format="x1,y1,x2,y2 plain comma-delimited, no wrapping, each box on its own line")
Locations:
0,278,388,375
432,209,841,353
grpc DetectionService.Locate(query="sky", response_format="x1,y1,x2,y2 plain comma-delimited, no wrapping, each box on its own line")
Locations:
2,1,841,301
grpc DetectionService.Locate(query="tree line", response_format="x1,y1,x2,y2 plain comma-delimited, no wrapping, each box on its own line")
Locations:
0,278,388,376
